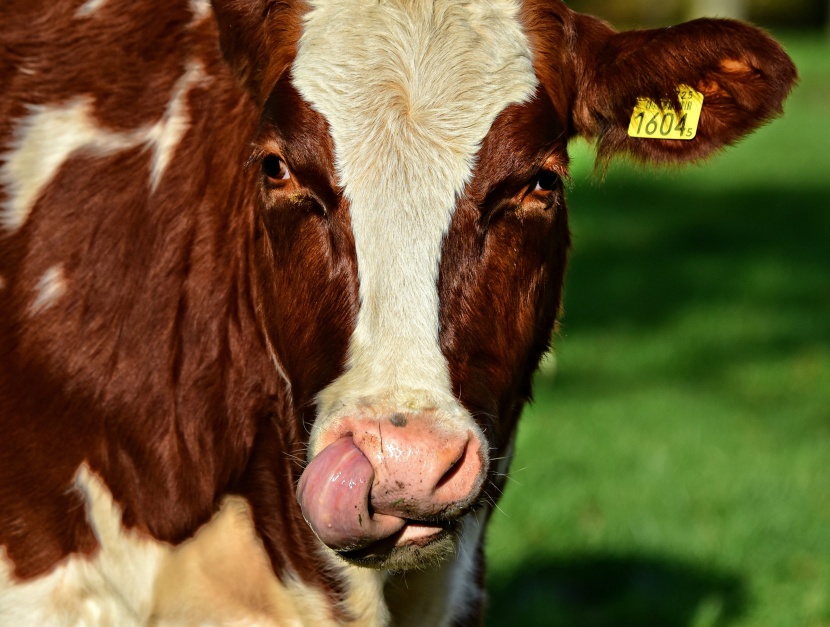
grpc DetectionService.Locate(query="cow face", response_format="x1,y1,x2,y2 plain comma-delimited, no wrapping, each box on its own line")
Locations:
213,0,795,570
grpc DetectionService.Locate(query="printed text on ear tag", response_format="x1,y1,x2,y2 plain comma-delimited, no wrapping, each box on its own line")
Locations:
628,86,704,140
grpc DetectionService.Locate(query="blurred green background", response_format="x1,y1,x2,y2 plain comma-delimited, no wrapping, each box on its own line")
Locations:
484,4,830,626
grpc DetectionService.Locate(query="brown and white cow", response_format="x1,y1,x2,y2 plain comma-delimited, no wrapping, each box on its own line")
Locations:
0,0,795,624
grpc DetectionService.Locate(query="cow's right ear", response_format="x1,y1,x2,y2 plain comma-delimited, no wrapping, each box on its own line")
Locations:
566,13,798,165
211,0,301,105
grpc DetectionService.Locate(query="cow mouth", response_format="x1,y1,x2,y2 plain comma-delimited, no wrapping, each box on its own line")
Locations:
296,436,468,569
337,520,459,569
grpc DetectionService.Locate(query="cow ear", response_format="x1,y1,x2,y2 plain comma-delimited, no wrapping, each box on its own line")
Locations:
211,0,301,105
569,15,798,165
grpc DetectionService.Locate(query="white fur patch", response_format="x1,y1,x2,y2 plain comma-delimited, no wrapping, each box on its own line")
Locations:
152,498,342,626
0,466,166,626
0,99,132,232
145,62,204,190
189,0,211,21
0,63,204,233
30,264,67,314
336,565,390,627
294,0,537,445
0,470,348,626
75,0,108,17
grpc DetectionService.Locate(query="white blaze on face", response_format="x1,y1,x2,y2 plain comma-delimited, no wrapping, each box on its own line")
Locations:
293,0,537,425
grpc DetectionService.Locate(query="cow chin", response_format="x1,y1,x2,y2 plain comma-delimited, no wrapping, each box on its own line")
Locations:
336,521,461,571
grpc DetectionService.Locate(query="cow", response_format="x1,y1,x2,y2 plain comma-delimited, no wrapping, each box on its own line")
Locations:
0,0,796,624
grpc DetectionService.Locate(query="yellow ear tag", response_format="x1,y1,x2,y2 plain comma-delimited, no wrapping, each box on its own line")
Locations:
628,86,704,141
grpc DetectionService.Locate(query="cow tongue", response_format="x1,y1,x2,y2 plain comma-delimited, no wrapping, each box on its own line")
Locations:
297,437,406,551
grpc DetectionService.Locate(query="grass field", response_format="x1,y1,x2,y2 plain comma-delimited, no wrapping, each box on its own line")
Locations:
485,34,830,627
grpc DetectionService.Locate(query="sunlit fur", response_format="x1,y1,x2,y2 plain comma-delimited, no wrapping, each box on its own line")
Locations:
0,63,203,233
29,265,66,314
75,0,108,17
0,467,165,625
0,468,360,626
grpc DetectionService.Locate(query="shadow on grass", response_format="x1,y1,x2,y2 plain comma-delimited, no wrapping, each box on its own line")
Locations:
563,182,829,333
543,182,830,393
487,554,746,627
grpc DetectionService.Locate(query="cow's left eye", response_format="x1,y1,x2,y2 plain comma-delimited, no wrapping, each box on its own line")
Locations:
262,155,291,182
532,170,559,192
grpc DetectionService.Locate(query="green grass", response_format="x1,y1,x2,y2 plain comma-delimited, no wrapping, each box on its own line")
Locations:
485,34,830,627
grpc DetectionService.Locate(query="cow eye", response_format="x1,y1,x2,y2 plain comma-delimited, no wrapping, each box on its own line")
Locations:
532,170,559,193
262,155,291,182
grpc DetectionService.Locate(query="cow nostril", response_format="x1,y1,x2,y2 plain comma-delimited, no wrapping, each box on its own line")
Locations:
435,448,466,491
433,437,482,504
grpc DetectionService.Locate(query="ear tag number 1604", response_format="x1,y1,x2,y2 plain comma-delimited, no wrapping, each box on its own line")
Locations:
628,86,704,141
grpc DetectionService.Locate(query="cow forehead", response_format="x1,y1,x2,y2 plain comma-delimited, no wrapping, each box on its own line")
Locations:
292,0,538,194
292,0,538,412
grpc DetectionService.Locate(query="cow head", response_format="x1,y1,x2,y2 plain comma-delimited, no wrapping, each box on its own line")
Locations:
211,0,795,570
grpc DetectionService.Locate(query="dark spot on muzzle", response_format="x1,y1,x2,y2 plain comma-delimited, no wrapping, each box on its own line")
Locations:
390,413,408,427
